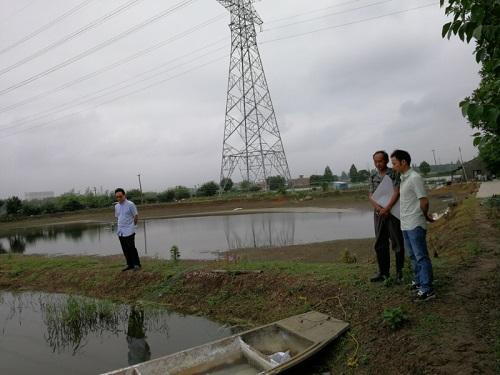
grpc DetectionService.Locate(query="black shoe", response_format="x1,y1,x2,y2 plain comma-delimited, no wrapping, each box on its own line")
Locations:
132,265,141,272
413,290,436,303
122,266,134,272
370,273,387,282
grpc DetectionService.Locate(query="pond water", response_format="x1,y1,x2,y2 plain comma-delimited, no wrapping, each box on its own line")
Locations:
0,211,373,259
0,291,233,375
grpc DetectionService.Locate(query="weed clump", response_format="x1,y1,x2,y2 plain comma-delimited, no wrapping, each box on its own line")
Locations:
382,307,409,330
341,250,357,264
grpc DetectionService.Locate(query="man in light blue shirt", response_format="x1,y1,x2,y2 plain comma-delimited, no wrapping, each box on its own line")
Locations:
115,188,141,271
390,150,435,302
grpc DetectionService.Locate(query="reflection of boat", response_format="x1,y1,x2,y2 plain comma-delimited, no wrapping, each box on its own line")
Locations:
102,311,349,375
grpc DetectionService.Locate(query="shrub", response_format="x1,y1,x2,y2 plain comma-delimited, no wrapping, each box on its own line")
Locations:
197,181,219,197
158,190,175,203
383,307,409,330
174,186,191,200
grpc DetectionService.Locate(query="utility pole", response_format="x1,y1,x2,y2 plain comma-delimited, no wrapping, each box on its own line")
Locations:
216,0,292,191
458,147,468,182
93,186,97,196
137,173,144,205
432,149,437,166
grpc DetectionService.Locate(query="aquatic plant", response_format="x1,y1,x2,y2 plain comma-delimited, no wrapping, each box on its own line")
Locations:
41,295,124,354
170,245,180,262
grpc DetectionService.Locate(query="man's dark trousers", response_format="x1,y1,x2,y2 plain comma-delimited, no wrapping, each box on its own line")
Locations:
374,212,405,277
119,234,141,267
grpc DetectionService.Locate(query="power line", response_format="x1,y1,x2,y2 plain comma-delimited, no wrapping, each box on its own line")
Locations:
263,0,397,32
262,2,437,44
0,0,95,56
0,14,226,114
0,42,227,132
0,0,37,25
0,2,438,140
0,0,198,96
0,0,143,76
266,0,364,24
0,55,227,140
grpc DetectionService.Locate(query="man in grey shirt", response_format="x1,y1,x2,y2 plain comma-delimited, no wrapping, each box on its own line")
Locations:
390,150,435,302
115,188,141,272
368,150,405,283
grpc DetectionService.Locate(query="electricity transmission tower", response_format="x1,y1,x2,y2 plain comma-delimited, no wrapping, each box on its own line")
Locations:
216,0,292,190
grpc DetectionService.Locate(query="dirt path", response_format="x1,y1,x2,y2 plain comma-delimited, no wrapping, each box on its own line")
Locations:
476,180,500,198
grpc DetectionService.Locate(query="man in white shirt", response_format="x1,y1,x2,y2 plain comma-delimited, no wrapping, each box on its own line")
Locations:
115,188,141,272
390,150,435,302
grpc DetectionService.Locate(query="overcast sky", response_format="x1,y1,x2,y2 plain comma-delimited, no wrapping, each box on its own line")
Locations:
0,0,480,198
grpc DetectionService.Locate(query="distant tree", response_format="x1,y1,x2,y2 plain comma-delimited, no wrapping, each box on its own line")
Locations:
340,171,349,181
266,175,286,191
220,177,233,192
239,180,261,192
6,196,22,215
21,202,42,216
125,189,142,203
174,186,191,200
349,164,359,182
239,180,251,191
419,161,432,176
142,192,159,203
158,189,175,203
197,181,219,197
324,166,334,182
40,200,59,214
59,194,84,211
309,174,324,186
356,169,370,182
249,184,262,192
0,199,4,208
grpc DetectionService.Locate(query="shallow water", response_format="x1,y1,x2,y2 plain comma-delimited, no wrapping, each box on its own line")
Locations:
0,211,373,259
0,292,233,375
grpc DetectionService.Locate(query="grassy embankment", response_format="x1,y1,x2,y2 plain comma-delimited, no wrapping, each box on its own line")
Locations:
0,184,498,374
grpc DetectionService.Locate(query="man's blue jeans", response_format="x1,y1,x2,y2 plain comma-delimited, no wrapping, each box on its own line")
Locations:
402,226,433,293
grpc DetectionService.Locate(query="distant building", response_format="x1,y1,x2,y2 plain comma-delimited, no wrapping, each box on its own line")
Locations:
290,175,310,189
332,181,349,190
25,191,55,201
460,157,493,180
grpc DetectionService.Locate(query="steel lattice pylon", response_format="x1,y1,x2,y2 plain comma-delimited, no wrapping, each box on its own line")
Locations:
217,0,291,190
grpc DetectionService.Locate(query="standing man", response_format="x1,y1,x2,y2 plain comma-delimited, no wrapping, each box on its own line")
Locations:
368,151,405,283
115,188,141,272
390,150,435,302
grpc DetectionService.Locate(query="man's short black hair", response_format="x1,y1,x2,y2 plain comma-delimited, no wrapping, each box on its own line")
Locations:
115,188,126,195
390,149,412,165
373,150,389,162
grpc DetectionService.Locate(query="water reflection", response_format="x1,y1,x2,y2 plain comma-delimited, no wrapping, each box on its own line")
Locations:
127,306,151,365
222,214,295,249
42,295,123,354
8,235,26,253
0,292,232,375
0,211,374,259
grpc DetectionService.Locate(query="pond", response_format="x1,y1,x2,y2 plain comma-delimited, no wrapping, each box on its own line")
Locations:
0,211,373,259
0,291,233,375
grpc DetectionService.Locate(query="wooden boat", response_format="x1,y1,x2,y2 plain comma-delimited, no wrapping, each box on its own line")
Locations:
102,311,349,375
